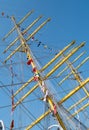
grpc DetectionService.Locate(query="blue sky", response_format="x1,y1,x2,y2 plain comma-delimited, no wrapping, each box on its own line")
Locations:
0,0,89,130
0,0,89,47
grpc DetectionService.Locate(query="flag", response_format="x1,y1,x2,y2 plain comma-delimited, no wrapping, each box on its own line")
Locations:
1,12,4,16
10,120,14,130
31,36,34,41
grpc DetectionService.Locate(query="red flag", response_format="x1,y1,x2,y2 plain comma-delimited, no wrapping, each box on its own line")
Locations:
11,90,14,112
53,104,57,115
10,120,14,130
27,59,33,65
32,67,37,73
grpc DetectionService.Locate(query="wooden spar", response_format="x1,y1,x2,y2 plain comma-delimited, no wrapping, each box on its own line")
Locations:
13,40,76,97
21,80,89,129
56,51,85,77
2,9,89,130
13,42,85,108
13,49,86,103
13,77,34,97
3,17,51,63
26,109,51,130
60,52,89,119
3,15,43,53
2,10,34,41
68,95,88,111
68,103,89,119
4,44,22,63
43,42,85,80
65,57,89,96
26,96,67,130
40,40,76,72
9,15,66,130
58,78,89,105
58,56,89,86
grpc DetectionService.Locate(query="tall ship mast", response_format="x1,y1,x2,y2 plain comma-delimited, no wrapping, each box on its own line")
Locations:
1,10,89,130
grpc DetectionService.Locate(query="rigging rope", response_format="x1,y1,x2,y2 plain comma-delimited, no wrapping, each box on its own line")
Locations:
9,60,14,130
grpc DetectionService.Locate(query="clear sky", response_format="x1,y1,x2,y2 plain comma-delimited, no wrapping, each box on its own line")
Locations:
0,0,89,47
0,0,89,130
